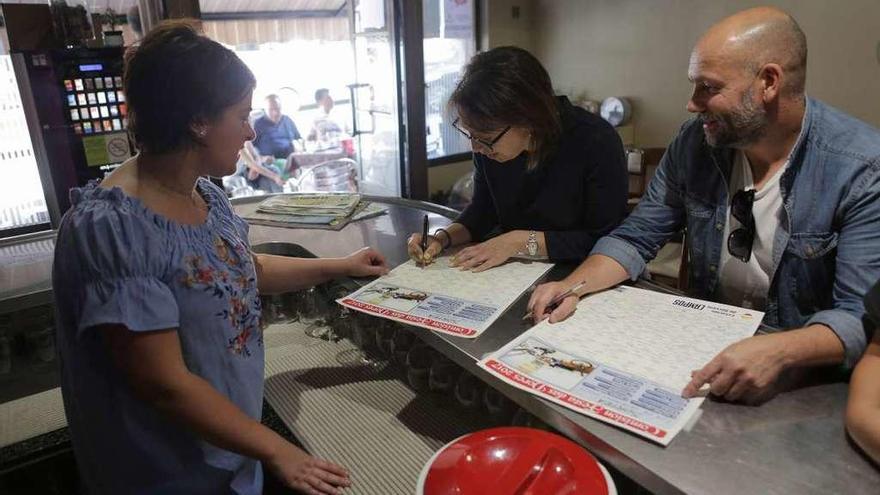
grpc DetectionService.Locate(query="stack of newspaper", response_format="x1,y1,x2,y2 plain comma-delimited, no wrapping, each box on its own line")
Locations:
255,193,362,225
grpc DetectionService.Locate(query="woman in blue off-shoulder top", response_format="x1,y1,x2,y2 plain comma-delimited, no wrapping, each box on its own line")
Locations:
52,20,387,495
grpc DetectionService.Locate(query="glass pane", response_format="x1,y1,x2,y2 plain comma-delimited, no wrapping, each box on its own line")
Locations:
93,0,143,46
423,0,475,159
0,55,49,233
351,28,400,196
199,11,359,198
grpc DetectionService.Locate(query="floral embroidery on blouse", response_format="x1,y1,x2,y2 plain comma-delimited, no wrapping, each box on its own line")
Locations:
181,235,262,356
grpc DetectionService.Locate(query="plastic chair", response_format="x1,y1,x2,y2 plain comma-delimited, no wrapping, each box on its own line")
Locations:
222,175,257,198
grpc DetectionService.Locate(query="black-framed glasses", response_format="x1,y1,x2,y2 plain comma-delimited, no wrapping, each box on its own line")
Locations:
727,188,756,263
452,117,511,153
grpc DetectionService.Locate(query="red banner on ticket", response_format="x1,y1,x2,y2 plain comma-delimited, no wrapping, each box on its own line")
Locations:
483,358,667,439
340,298,478,337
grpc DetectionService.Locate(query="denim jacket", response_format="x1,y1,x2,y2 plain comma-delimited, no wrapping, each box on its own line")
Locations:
592,98,880,368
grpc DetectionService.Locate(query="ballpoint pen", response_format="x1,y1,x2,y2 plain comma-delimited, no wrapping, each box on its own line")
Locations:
522,280,588,321
420,214,429,269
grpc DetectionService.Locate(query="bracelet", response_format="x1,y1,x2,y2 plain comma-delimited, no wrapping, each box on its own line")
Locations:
433,228,452,250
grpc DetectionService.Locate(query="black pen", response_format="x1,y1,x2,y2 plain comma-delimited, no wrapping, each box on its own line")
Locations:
420,214,429,268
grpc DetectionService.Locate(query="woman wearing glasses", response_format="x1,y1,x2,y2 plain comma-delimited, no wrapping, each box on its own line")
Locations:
408,46,628,271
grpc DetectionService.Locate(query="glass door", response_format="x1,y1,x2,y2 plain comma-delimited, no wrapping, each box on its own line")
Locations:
348,0,402,197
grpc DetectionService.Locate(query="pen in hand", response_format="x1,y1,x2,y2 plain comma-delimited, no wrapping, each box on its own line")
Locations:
420,214,429,269
522,281,588,321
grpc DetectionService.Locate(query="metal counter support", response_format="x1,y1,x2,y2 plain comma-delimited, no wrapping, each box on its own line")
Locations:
0,230,56,316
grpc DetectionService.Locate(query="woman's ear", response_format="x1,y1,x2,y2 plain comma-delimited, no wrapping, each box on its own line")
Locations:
190,121,209,142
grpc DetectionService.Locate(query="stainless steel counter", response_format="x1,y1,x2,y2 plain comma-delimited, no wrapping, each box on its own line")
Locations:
236,195,880,495
0,231,56,316
1,195,877,493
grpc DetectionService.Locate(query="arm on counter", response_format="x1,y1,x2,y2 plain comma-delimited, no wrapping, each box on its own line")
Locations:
450,229,544,273
253,247,389,295
847,333,880,465
681,323,845,403
100,324,351,493
527,253,630,323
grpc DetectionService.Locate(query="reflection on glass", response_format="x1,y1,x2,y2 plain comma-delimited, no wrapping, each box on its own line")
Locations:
0,55,50,233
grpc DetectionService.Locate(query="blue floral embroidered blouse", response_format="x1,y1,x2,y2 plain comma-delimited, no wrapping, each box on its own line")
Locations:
53,178,264,494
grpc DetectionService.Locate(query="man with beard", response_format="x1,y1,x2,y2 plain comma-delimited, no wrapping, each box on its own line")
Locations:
528,7,880,404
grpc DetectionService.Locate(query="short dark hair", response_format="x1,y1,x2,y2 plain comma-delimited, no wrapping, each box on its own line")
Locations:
123,20,256,154
314,88,329,103
449,46,561,169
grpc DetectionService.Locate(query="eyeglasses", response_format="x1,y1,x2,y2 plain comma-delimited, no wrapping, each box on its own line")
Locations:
452,117,511,153
727,188,756,263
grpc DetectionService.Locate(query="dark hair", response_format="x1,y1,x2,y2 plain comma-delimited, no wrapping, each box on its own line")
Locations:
123,20,256,154
314,88,329,103
448,46,561,168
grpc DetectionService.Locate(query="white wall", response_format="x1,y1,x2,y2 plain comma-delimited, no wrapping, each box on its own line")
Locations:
482,0,536,51
534,0,880,147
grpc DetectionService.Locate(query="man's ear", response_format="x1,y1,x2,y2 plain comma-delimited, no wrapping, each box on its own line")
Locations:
758,63,783,102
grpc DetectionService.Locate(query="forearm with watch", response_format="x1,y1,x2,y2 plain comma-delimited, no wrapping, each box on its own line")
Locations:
512,230,547,258
434,226,546,258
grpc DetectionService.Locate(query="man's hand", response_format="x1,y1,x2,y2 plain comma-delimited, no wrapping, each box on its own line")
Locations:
682,333,790,404
527,281,579,324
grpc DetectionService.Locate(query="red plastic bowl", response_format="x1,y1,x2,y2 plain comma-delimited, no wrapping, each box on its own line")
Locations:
416,427,614,495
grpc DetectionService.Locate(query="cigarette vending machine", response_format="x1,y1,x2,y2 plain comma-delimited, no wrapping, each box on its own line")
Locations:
13,46,132,219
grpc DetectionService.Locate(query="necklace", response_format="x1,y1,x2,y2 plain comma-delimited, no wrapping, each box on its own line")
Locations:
140,171,207,213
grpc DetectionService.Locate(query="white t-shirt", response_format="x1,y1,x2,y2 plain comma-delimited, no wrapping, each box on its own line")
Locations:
716,150,786,310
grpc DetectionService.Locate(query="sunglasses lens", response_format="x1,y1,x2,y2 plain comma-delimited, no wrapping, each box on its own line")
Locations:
731,189,755,224
728,227,754,262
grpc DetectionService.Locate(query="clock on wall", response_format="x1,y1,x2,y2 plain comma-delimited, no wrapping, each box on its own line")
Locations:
600,96,633,127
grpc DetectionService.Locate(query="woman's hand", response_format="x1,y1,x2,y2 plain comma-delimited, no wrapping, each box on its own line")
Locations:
344,247,389,277
407,233,444,266
450,231,524,273
266,441,351,495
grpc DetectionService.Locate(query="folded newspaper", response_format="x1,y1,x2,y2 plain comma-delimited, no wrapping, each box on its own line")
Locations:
256,193,361,219
244,193,385,229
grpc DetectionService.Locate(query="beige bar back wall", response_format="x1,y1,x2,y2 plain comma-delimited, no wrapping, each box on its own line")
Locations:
534,0,880,147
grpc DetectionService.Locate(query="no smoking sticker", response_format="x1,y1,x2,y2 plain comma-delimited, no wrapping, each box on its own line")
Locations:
83,132,131,167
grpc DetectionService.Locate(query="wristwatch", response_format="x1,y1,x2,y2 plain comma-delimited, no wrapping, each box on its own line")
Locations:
526,231,538,257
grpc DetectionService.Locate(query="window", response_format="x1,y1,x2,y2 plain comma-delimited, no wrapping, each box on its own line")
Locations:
199,5,359,197
0,55,50,236
422,0,476,162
